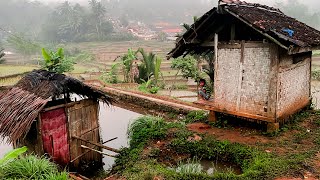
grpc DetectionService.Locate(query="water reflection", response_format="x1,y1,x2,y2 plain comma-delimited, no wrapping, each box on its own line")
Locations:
99,103,142,170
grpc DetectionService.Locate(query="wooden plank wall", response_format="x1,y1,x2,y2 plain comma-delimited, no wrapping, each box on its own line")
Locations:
67,99,102,168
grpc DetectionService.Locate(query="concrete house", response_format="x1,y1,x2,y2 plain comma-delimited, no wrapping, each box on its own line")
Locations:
168,0,320,131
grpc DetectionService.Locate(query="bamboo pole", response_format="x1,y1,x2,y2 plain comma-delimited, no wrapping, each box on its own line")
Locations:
102,137,118,144
81,145,116,157
70,137,118,163
72,136,120,153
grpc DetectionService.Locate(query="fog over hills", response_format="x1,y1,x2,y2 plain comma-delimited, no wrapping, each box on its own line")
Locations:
0,0,319,44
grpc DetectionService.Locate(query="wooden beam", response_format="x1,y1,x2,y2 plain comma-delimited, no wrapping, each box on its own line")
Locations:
81,145,116,157
72,136,120,153
103,137,118,144
70,137,118,163
42,101,80,112
213,33,218,98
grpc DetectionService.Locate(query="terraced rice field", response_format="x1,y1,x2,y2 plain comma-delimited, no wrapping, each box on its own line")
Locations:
0,65,37,77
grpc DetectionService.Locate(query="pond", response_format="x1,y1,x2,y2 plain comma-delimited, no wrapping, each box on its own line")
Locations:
99,103,143,170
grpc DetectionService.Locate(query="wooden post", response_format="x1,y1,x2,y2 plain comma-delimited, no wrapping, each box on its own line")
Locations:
267,122,279,133
231,24,235,40
213,33,218,97
208,110,217,122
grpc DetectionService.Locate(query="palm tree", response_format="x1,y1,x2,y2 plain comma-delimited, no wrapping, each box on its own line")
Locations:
0,48,5,64
137,48,156,83
89,0,107,36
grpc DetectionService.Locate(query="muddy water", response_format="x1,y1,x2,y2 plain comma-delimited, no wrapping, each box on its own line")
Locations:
99,103,142,170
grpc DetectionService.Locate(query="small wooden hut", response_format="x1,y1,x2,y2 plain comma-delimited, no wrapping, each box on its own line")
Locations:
168,0,320,131
0,70,112,169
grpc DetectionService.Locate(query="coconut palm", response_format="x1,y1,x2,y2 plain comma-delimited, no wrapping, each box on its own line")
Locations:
0,48,5,64
137,48,156,83
89,0,107,36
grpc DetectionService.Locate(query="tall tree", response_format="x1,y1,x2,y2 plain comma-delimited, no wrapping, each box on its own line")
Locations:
89,0,107,37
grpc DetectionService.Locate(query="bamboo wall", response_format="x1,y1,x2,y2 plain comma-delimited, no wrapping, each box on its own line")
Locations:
67,99,102,168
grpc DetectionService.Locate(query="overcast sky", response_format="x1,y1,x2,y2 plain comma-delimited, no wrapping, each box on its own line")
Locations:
36,0,320,12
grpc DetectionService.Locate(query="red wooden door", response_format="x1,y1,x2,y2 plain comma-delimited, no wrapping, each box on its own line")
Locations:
41,108,70,165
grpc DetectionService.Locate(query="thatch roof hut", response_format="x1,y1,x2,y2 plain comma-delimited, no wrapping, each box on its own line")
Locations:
0,70,112,169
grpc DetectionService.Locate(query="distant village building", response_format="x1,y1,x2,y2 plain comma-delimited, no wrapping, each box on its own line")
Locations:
168,0,320,131
0,70,113,170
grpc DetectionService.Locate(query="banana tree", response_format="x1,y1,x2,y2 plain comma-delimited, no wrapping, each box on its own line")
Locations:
42,48,75,74
115,48,138,83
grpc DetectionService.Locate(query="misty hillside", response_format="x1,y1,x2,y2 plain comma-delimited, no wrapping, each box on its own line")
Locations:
0,0,319,45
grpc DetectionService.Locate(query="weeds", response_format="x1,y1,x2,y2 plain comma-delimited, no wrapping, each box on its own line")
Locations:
176,158,203,174
185,110,208,123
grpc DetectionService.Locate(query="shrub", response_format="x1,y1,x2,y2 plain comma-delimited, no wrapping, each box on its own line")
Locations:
128,116,168,148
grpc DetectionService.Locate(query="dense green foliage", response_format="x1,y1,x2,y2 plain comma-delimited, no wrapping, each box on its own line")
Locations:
42,48,74,73
171,55,200,81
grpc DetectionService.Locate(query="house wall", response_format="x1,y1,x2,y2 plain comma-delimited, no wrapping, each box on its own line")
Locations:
214,42,278,121
276,52,311,120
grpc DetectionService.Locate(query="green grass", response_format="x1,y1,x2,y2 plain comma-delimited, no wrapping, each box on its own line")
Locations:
0,65,38,77
0,155,69,180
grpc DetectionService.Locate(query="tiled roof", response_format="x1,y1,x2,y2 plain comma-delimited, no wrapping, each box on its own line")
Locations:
168,0,320,58
225,3,320,47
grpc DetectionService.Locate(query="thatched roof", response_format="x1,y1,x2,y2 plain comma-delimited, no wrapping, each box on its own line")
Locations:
0,70,112,143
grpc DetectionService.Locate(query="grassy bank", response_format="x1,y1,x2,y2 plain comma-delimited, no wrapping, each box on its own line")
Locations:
109,111,320,180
